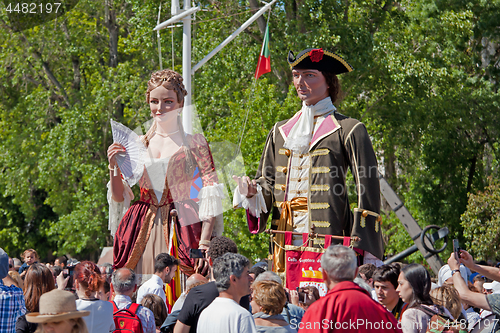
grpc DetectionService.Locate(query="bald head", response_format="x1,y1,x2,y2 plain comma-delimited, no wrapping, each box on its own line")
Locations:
185,273,208,293
186,273,207,288
255,271,283,286
112,268,136,295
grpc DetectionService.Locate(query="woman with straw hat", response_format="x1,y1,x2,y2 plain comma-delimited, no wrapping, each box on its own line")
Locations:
26,289,89,333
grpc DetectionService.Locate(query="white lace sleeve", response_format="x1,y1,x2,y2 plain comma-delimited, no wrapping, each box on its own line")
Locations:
232,184,268,217
197,183,225,236
107,180,134,237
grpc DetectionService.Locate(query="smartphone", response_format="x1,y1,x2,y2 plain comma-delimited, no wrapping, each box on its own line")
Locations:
296,287,307,303
190,248,204,259
453,239,461,261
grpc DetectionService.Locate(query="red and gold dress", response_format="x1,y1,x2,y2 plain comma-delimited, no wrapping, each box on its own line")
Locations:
109,133,223,277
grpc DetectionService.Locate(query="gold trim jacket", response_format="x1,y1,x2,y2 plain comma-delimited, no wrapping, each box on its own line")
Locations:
247,111,384,259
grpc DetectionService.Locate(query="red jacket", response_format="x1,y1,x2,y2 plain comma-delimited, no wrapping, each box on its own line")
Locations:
297,281,402,333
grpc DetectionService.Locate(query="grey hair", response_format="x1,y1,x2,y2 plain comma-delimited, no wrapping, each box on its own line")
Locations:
213,253,250,292
111,268,136,293
254,271,283,286
321,245,357,282
98,262,113,275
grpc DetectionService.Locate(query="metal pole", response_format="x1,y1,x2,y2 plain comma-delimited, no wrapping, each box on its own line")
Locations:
182,1,192,134
191,0,277,74
157,4,162,70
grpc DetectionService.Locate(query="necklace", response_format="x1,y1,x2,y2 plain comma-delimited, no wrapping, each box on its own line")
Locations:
155,130,179,137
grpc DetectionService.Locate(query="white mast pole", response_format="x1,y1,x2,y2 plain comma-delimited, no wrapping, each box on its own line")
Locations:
182,1,193,134
192,0,277,74
155,0,277,134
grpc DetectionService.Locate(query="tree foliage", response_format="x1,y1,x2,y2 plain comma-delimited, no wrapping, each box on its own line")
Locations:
461,179,500,260
0,0,499,263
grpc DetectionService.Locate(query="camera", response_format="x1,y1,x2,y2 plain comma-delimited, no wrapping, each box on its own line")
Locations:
189,248,205,259
296,287,308,303
453,239,461,261
64,258,80,291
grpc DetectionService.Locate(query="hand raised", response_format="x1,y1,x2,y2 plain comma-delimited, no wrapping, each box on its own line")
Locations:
232,175,257,198
459,250,474,268
107,143,125,167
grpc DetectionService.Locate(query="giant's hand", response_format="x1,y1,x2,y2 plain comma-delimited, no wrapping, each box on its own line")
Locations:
232,175,257,198
107,143,126,168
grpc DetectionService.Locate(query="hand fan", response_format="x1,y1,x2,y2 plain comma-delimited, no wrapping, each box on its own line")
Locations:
110,119,146,186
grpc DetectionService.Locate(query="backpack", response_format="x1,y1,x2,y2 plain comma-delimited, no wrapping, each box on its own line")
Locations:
419,306,468,333
111,301,144,333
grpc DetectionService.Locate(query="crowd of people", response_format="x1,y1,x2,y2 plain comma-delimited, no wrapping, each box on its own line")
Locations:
2,238,500,333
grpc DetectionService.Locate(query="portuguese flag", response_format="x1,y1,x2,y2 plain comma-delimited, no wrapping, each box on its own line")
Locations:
254,24,271,79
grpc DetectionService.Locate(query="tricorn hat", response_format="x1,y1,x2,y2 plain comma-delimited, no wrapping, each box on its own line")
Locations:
288,48,353,74
26,289,90,323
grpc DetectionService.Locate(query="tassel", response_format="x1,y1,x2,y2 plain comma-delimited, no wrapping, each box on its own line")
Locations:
361,210,368,228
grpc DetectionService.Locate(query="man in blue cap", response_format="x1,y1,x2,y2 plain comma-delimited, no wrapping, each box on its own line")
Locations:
234,48,383,272
0,247,26,333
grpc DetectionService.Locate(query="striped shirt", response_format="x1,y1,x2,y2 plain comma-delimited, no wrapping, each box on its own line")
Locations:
0,280,26,333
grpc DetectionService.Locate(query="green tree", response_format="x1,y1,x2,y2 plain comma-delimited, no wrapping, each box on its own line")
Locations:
461,179,500,260
0,0,498,264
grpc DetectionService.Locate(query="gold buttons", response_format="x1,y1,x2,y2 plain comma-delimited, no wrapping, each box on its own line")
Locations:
281,185,286,191
282,167,288,174
299,154,304,158
297,191,301,195
285,149,291,157
297,166,302,170
297,178,302,182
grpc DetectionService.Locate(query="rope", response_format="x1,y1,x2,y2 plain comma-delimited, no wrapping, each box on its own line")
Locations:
228,8,272,180
193,8,259,25
171,27,175,69
272,234,310,251
157,4,163,70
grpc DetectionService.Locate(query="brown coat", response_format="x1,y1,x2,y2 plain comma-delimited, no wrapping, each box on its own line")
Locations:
249,111,384,259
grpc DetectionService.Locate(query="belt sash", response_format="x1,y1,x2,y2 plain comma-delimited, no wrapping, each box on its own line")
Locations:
273,197,308,273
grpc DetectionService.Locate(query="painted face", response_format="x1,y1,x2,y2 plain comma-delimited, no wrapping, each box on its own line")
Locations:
42,319,76,333
149,85,182,122
164,265,177,284
396,272,414,304
292,69,329,106
24,252,36,265
374,280,399,308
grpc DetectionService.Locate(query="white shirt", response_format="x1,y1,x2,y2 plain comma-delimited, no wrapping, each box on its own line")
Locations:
136,274,166,305
197,297,257,333
76,299,115,333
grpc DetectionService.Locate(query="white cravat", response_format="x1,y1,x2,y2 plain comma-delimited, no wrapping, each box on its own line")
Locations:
283,96,336,153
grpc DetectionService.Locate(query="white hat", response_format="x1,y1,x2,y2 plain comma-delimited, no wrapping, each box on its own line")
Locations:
483,281,500,294
438,264,468,286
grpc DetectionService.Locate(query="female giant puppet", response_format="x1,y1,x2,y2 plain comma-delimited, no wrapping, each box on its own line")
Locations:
107,69,223,277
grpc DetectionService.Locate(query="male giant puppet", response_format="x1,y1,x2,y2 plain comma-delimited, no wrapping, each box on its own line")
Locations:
234,48,384,272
